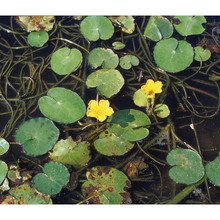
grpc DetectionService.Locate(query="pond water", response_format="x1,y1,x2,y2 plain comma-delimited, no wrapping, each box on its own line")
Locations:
0,16,220,204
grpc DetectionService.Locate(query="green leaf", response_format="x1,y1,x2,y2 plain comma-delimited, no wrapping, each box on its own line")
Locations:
112,41,125,50
15,117,60,156
0,182,52,204
88,48,119,69
205,155,220,186
80,16,114,41
86,69,124,98
154,38,194,73
133,89,148,107
194,46,211,62
116,16,135,34
33,162,70,196
81,166,131,204
109,124,149,142
143,16,173,41
94,128,135,156
38,87,86,124
27,31,49,47
51,47,82,75
95,109,151,156
0,137,10,156
108,109,151,128
174,16,206,36
119,55,139,70
167,148,204,185
0,160,8,185
49,136,91,169
154,104,170,118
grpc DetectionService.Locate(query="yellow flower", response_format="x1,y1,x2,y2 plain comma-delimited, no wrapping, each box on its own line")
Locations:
141,79,163,99
86,99,114,122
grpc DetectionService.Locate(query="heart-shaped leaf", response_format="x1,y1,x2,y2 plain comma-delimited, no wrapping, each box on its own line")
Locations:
15,117,60,156
194,46,211,62
144,16,173,41
51,47,82,75
38,87,86,124
205,155,220,186
119,55,139,70
27,31,49,47
154,104,170,118
81,166,131,204
0,137,10,156
0,160,8,185
154,38,194,73
0,182,52,204
88,47,119,69
174,16,206,36
94,109,151,156
167,148,204,185
80,16,114,41
49,136,91,168
86,69,124,98
33,162,70,196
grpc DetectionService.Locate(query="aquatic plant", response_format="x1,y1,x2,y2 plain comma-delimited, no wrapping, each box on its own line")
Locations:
86,99,114,122
0,16,220,205
81,166,131,204
33,162,70,196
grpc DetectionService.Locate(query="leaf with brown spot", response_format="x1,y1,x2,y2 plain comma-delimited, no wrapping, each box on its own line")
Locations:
81,166,131,204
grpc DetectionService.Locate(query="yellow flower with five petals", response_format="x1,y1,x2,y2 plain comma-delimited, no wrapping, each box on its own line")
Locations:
141,79,163,99
86,99,114,122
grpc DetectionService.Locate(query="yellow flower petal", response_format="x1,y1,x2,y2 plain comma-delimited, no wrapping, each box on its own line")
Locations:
154,81,163,94
97,114,107,122
86,99,114,122
141,79,163,99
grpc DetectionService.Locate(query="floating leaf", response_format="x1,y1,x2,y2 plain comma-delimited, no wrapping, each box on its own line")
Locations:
119,55,139,70
82,166,131,204
112,41,125,50
112,16,135,34
38,87,86,124
167,148,204,185
33,162,70,196
49,136,91,168
15,117,59,156
94,128,135,156
51,47,82,75
86,69,124,98
0,160,8,185
108,109,151,128
205,155,220,186
133,89,148,107
16,16,55,32
154,38,194,73
143,16,173,41
174,16,206,36
27,31,49,47
0,182,52,204
0,137,10,156
154,104,170,118
94,109,151,156
194,46,211,62
80,16,114,41
88,48,119,69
